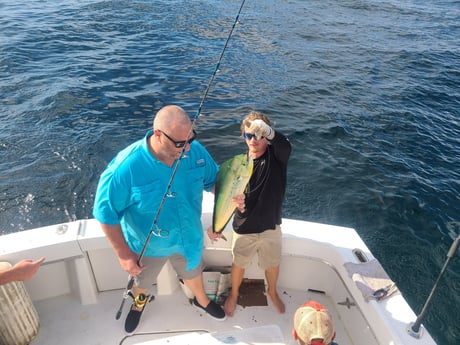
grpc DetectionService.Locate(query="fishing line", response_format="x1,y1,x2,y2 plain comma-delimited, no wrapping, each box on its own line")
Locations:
116,0,248,320
143,0,246,251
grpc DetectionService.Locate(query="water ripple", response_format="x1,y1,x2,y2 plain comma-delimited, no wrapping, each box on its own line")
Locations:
1,0,459,343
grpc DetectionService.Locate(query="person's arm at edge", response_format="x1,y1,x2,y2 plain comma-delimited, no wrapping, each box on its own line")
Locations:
0,257,45,285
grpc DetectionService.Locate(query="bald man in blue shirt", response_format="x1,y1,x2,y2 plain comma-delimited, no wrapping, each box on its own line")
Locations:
94,105,226,333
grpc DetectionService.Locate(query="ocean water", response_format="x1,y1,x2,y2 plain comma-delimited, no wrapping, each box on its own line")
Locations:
1,0,459,343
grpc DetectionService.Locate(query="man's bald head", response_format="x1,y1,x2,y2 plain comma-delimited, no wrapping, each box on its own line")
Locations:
153,105,191,133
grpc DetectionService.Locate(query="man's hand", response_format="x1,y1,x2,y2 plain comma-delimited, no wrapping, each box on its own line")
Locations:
233,193,246,213
119,253,144,277
247,119,275,140
207,226,224,242
12,257,45,281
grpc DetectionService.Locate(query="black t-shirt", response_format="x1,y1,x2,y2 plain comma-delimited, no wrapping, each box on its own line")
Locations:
233,131,291,234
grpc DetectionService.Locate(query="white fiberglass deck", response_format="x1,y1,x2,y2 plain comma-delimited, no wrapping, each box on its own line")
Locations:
31,284,349,345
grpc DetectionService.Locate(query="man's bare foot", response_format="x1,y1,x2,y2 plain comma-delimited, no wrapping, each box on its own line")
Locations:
224,295,238,317
268,290,285,314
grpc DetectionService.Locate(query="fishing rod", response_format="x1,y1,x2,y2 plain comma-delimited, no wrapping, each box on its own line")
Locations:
115,0,248,320
407,234,460,338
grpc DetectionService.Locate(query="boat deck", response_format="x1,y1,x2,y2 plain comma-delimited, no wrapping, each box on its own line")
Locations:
31,284,350,345
3,213,436,345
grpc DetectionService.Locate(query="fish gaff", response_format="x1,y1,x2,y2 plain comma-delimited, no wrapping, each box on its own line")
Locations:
212,153,254,234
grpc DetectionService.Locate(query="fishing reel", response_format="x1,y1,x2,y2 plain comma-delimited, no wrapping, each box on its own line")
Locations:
127,291,154,308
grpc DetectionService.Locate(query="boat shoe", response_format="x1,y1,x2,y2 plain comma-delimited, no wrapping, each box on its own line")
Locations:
125,301,148,334
192,297,227,321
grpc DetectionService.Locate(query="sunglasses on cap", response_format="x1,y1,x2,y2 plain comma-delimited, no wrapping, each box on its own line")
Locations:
159,129,197,148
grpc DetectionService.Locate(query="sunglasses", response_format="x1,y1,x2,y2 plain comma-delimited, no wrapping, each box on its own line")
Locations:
159,129,197,148
243,132,262,140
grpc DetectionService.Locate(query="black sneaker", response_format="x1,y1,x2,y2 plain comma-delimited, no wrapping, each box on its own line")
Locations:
192,297,227,321
124,300,149,334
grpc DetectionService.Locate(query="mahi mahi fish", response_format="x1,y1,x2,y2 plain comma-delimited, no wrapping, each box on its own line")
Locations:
213,153,253,234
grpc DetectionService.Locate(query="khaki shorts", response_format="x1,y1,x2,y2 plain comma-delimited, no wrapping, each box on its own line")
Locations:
134,254,204,290
231,225,282,270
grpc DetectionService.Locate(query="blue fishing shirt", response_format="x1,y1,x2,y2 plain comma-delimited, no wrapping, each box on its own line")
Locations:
93,130,218,270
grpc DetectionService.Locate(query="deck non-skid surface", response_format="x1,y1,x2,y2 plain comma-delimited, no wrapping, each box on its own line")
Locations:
31,286,351,345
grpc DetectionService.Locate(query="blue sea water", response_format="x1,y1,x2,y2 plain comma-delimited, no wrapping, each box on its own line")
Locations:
1,0,459,343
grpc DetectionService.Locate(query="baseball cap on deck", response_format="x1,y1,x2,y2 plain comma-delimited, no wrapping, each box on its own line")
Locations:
293,301,335,345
